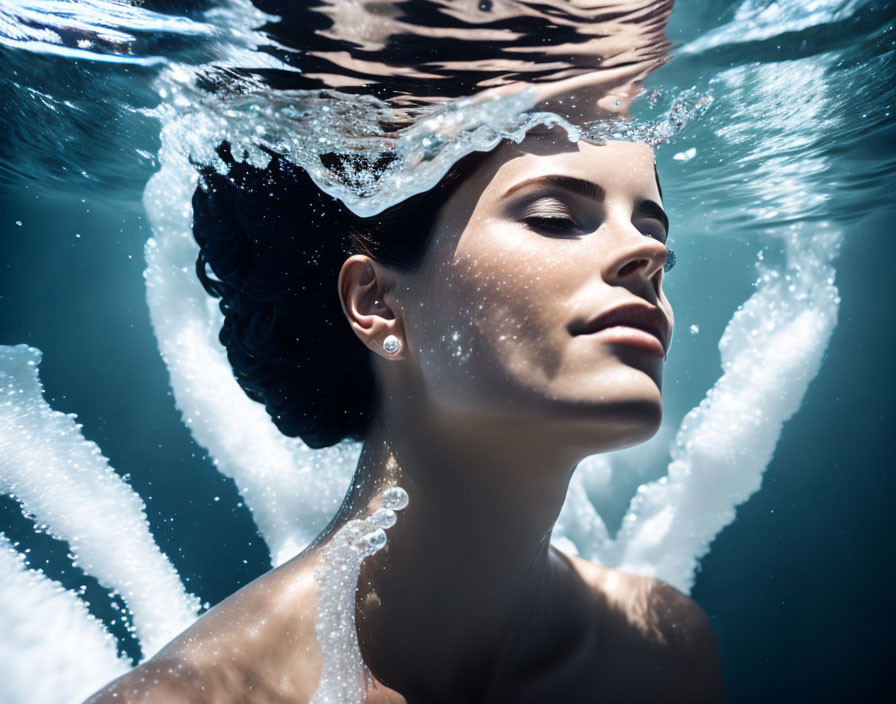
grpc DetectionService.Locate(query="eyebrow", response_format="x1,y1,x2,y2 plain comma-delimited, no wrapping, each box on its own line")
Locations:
501,175,606,202
502,174,669,234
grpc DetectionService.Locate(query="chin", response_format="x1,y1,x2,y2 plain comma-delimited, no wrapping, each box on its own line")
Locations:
603,399,663,449
521,389,661,459
565,365,663,415
599,394,662,434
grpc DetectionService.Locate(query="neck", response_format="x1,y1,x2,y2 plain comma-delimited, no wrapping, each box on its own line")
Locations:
336,406,580,698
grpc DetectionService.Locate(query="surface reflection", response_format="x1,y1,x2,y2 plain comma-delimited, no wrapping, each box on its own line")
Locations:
242,0,673,122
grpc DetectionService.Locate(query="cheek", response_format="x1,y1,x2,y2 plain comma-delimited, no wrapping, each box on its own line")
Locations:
410,226,580,404
464,250,571,378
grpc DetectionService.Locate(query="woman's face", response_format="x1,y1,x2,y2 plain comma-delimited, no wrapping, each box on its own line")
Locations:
395,135,673,456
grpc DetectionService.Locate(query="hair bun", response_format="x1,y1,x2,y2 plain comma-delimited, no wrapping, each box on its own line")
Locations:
192,146,375,448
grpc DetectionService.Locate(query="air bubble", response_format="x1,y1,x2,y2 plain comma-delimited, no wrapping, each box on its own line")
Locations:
310,487,408,704
362,529,387,552
369,508,397,530
382,486,409,511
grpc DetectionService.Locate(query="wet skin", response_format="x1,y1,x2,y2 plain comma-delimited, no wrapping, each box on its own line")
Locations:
85,137,726,703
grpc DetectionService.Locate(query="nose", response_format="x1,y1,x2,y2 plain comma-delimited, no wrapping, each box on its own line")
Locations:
601,225,669,289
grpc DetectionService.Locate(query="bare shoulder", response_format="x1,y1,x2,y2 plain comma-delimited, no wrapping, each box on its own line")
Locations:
84,557,323,704
560,550,727,701
83,660,203,704
563,552,716,646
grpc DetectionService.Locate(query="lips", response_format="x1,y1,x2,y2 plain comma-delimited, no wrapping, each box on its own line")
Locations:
570,302,670,354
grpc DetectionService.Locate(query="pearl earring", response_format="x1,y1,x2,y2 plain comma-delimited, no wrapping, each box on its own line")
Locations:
382,334,402,355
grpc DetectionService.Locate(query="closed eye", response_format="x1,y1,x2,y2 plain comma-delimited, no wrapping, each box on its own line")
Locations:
633,199,669,243
520,198,582,237
523,215,581,236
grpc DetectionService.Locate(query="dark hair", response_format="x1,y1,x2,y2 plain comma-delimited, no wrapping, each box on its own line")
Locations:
192,144,491,448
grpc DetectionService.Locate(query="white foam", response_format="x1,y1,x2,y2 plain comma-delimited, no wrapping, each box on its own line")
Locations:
0,345,200,656
142,165,358,565
0,533,128,704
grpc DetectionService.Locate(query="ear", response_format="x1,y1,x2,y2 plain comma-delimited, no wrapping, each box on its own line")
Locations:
338,255,404,359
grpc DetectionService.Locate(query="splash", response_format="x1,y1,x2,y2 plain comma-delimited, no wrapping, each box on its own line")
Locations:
150,73,712,217
311,487,409,704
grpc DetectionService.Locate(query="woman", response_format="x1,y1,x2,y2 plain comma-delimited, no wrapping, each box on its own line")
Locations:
87,128,726,702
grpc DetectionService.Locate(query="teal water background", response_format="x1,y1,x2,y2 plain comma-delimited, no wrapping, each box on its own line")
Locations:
1,0,895,700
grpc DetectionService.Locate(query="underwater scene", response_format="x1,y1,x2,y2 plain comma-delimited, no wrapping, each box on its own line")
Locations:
1,0,895,702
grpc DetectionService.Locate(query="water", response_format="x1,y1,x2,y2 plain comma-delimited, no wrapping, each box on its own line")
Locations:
1,0,895,701
310,488,408,704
